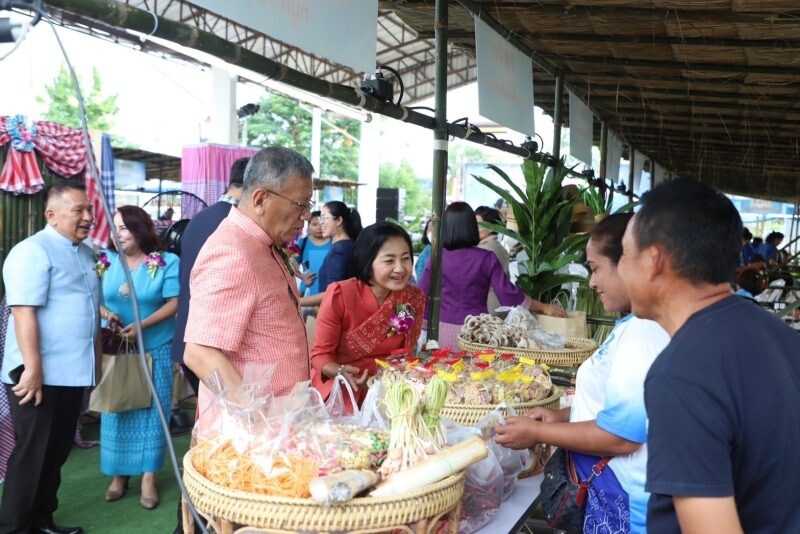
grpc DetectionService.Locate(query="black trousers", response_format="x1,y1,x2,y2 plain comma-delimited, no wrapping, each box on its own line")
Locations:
0,385,83,534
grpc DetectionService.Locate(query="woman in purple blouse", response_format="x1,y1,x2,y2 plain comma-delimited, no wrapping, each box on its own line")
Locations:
419,202,564,348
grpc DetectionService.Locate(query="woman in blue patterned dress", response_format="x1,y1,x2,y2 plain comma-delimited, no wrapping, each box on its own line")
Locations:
98,205,179,510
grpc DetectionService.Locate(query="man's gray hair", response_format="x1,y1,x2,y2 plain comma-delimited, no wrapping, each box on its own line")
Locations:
243,147,314,192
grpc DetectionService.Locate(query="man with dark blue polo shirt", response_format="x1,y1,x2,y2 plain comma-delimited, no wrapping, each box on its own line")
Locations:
171,157,248,395
618,178,800,533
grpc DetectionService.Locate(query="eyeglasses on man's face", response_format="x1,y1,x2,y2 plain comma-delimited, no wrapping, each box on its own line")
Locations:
266,189,316,215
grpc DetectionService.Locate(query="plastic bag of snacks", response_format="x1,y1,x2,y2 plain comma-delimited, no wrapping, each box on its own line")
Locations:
476,407,533,500
446,422,504,533
193,374,331,498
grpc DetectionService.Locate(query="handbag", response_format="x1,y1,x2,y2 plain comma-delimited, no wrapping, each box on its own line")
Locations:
536,448,611,533
534,310,588,338
89,333,153,413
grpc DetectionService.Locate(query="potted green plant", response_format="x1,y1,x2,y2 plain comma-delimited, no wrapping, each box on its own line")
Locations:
473,158,589,304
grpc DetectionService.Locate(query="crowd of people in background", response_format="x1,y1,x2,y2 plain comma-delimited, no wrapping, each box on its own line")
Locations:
0,146,797,534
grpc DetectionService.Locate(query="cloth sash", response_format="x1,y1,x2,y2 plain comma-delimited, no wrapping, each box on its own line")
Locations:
341,283,425,361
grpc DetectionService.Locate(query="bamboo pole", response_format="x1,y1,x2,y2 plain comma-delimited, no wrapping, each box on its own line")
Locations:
599,121,608,203
627,148,635,208
552,72,564,162
427,0,448,343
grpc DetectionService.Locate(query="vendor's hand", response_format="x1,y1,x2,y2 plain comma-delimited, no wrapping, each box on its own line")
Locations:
338,364,369,392
119,324,139,342
494,416,540,450
527,407,567,423
12,368,43,406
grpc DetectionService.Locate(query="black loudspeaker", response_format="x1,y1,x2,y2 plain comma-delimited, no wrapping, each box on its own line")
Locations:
376,187,401,222
163,219,190,257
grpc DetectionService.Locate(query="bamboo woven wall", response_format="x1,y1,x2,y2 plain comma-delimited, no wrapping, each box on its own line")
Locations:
0,146,67,302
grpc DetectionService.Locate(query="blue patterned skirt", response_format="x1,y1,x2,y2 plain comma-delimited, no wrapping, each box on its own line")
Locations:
100,341,173,475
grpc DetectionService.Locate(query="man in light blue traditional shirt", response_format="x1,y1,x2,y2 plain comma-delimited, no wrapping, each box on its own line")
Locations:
0,182,101,534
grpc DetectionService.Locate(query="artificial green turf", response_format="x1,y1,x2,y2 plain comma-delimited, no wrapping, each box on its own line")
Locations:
0,413,192,534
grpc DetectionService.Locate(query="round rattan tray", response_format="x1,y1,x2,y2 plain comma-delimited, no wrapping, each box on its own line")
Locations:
457,336,597,367
440,386,563,426
182,452,465,532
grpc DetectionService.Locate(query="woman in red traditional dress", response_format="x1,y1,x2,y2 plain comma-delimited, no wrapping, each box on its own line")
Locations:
310,222,425,412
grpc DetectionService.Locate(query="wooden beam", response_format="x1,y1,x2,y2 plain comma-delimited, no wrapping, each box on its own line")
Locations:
582,87,800,107
480,3,800,24
609,114,800,130
522,32,800,49
537,75,800,92
562,96,800,113
538,53,800,77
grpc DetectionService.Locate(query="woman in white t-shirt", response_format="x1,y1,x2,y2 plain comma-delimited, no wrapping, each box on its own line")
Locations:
495,212,669,534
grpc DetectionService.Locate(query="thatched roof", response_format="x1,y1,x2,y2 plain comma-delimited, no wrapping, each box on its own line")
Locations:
388,0,800,202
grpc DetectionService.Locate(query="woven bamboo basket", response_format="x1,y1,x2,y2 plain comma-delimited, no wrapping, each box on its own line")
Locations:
457,336,597,367
182,452,465,533
440,386,563,426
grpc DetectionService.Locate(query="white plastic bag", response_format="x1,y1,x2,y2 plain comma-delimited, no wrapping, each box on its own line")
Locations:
353,377,387,429
323,374,361,424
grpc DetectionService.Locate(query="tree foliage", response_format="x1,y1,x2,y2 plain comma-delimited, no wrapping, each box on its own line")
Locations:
36,65,119,133
379,160,431,219
246,93,361,180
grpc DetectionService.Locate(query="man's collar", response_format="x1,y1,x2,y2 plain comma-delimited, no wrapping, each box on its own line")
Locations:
219,194,240,206
228,206,274,247
44,224,80,247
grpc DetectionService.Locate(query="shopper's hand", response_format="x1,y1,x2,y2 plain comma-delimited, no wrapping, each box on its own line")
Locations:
541,304,566,318
495,416,540,450
338,364,369,392
103,309,122,330
119,324,138,342
12,368,43,406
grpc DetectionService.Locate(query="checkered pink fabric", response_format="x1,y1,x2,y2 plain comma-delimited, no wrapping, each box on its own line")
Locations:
185,207,310,416
0,117,110,245
180,144,259,218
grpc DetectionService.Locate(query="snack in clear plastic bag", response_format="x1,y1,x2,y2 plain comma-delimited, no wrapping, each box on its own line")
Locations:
331,425,388,471
445,421,503,532
192,372,330,498
529,329,567,349
476,407,533,500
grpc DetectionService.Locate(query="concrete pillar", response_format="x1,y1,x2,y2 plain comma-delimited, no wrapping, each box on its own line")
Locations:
357,117,378,226
210,66,237,145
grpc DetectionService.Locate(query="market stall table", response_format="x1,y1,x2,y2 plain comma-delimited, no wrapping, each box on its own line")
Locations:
477,473,544,533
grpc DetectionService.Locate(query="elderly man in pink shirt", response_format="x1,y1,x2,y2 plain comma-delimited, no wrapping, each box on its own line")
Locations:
184,147,314,414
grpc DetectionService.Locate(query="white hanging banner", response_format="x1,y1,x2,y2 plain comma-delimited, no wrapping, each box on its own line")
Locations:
653,163,665,186
475,17,534,136
191,0,378,74
568,92,592,165
633,150,645,193
605,131,623,183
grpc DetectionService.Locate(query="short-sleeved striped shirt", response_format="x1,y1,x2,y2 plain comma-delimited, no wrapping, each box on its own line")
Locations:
185,207,309,413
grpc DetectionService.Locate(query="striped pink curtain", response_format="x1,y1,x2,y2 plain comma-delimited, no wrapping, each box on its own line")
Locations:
181,144,259,218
